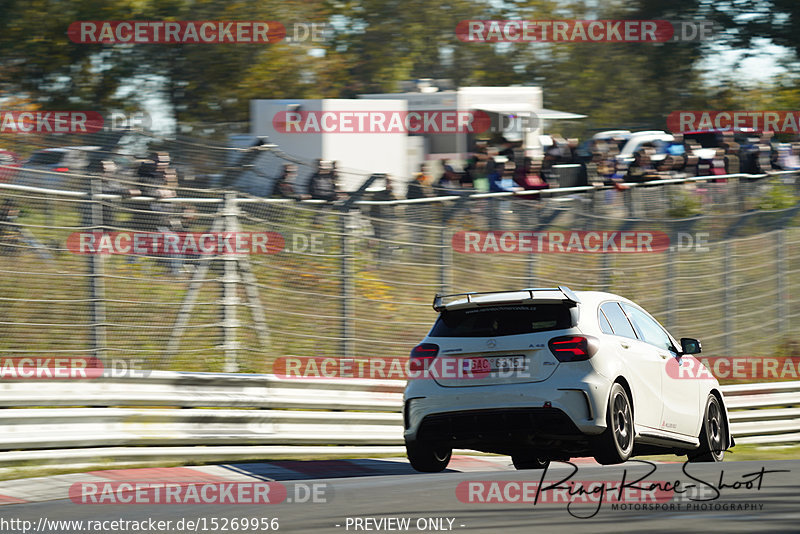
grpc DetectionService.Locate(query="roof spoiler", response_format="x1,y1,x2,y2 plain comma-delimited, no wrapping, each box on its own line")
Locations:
432,285,580,312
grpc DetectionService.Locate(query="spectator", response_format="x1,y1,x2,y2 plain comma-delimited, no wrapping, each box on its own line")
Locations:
308,160,338,201
488,158,519,192
434,159,460,194
626,149,659,183
81,159,140,229
0,198,51,259
370,179,397,263
667,133,686,157
498,138,515,160
541,148,559,184
711,148,728,177
682,144,700,177
130,152,178,233
407,163,430,200
467,144,490,192
777,143,800,170
721,142,740,174
0,199,21,253
405,166,432,255
566,138,580,163
757,132,774,173
656,155,677,178
272,163,298,199
514,156,548,191
597,152,619,185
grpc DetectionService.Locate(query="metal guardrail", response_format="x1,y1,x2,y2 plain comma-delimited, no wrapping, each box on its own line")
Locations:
0,373,795,468
1,167,796,205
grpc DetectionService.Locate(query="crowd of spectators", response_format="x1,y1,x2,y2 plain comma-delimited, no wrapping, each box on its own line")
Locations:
402,131,800,200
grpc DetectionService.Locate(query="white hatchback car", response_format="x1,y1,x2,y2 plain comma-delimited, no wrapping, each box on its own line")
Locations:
403,287,733,472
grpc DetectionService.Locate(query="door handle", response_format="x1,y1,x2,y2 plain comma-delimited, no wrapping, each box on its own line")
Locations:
620,342,629,349
658,353,670,359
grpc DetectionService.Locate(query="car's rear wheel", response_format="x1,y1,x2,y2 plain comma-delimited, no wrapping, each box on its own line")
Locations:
690,394,726,462
511,451,550,470
406,441,452,472
593,382,634,465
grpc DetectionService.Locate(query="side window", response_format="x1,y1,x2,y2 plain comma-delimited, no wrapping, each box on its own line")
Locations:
599,302,637,339
622,304,675,352
598,309,614,335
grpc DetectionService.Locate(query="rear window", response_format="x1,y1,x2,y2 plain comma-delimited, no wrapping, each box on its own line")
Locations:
429,304,573,338
27,151,63,165
683,132,721,148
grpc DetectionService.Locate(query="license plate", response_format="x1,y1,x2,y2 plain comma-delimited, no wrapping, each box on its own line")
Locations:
489,355,526,372
462,355,526,375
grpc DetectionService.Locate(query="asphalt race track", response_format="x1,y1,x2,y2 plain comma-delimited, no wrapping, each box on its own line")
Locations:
1,458,798,533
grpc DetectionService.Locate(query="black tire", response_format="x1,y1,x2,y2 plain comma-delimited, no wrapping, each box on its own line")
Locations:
406,441,452,472
690,394,727,462
511,452,550,470
593,382,634,465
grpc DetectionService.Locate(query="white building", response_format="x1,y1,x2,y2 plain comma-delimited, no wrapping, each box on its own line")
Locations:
359,85,586,163
246,86,585,194
250,98,409,192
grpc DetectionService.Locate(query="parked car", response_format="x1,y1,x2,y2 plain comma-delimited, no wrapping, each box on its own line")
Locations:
0,149,22,183
616,130,674,165
15,146,137,191
403,286,733,472
15,146,103,190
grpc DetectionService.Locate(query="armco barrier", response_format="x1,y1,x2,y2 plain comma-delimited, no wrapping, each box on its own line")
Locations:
0,373,796,468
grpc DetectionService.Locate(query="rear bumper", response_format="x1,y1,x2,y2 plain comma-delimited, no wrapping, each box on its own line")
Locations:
404,374,611,445
414,407,583,446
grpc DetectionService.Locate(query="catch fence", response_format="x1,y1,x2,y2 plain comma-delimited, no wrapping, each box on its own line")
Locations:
0,159,798,373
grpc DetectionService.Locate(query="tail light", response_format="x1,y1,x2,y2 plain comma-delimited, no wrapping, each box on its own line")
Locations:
548,335,599,362
409,343,439,372
54,167,69,172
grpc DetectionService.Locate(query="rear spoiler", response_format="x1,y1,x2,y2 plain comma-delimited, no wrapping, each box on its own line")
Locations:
432,286,581,312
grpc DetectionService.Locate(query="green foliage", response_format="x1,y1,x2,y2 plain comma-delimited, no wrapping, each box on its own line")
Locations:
667,189,702,218
0,0,799,135
757,180,799,210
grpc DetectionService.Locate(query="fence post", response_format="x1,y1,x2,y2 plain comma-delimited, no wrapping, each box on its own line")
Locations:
723,239,735,355
222,192,240,372
735,176,745,212
335,173,384,360
777,228,786,338
526,202,540,287
88,177,106,363
440,224,452,294
340,208,355,359
665,234,676,332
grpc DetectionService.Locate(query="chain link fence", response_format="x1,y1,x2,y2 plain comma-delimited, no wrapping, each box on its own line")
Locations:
0,136,798,373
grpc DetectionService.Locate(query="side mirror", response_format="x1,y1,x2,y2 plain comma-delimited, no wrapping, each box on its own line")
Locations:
680,338,702,355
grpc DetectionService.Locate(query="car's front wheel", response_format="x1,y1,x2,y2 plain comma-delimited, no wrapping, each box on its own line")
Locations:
406,441,452,472
690,394,727,462
593,382,634,465
511,451,550,470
